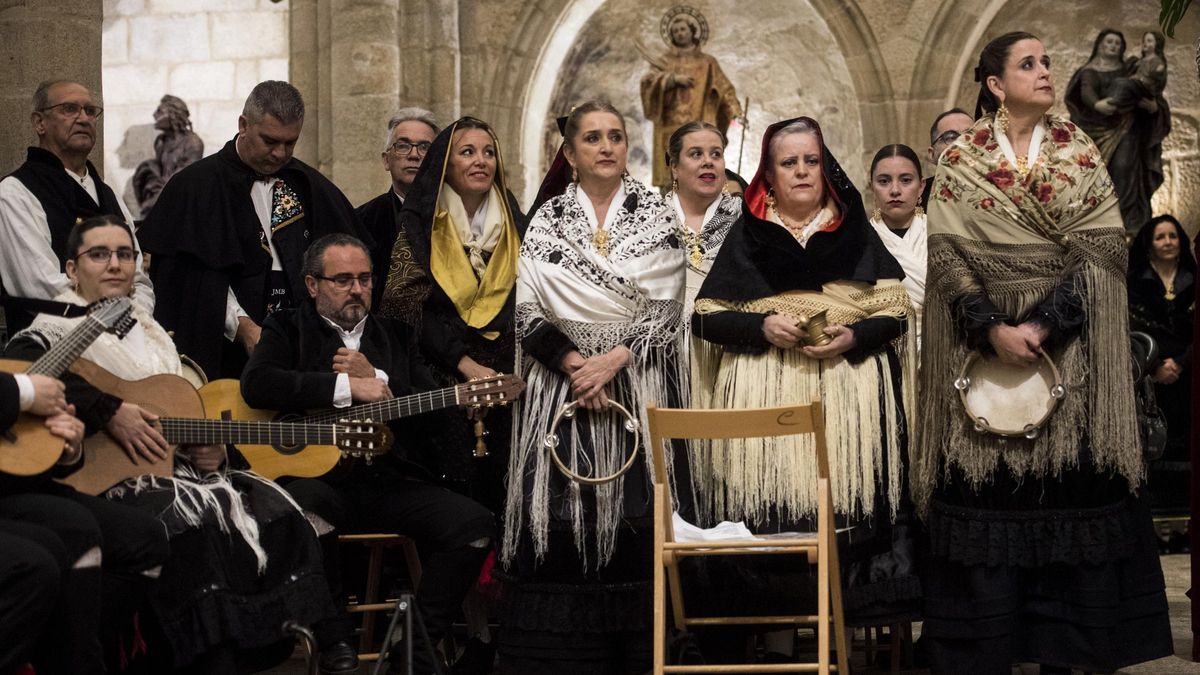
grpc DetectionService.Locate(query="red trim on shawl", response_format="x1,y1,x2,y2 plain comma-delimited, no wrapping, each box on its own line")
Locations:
743,116,844,233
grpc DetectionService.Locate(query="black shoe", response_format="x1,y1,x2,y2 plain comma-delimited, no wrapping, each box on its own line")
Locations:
452,637,496,675
319,640,359,674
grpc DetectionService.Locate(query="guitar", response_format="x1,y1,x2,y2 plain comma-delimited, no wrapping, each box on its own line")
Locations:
200,373,525,480
59,359,393,495
0,297,135,476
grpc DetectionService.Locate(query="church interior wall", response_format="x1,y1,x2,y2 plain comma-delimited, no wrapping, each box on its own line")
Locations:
100,0,289,219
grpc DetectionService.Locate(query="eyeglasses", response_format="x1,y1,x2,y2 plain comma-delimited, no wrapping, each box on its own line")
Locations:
75,247,136,264
39,102,104,119
932,129,962,147
389,140,432,156
312,273,374,291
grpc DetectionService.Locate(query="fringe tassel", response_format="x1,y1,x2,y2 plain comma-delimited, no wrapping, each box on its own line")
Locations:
696,346,904,527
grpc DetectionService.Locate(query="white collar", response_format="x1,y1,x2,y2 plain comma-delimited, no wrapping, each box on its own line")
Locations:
577,182,627,232
670,192,722,231
995,119,1046,169
321,314,368,340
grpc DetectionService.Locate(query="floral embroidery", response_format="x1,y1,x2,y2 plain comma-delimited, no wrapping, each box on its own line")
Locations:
271,179,304,231
972,128,991,146
979,197,995,210
986,167,1015,190
944,148,962,166
1050,126,1072,145
1036,182,1055,203
1076,153,1096,169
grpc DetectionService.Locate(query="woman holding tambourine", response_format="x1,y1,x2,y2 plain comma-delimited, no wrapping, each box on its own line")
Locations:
912,31,1172,674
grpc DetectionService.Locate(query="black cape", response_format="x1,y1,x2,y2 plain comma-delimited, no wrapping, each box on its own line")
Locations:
356,189,405,310
137,138,363,377
697,116,903,303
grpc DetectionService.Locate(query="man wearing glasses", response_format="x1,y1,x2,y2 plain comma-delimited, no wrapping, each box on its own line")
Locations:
920,107,975,209
242,233,495,675
137,80,364,379
0,80,153,334
357,108,439,311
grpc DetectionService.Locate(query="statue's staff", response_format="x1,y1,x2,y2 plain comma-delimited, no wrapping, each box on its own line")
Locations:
736,96,750,176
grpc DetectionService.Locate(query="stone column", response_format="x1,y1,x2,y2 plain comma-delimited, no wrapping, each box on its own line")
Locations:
290,0,401,206
0,0,104,174
399,0,461,123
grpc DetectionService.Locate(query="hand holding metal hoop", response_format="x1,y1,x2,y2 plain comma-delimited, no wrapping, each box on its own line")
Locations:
543,400,641,485
955,348,1065,439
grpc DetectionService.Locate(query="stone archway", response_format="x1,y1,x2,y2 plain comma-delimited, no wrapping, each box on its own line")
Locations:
483,0,901,202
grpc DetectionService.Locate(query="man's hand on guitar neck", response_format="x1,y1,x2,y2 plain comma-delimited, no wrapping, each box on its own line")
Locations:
349,377,393,403
106,403,171,464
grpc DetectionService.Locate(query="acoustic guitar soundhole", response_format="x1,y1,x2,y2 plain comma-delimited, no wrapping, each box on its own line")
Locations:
272,413,306,455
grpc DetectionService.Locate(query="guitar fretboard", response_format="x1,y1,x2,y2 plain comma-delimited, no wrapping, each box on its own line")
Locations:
303,386,462,425
160,418,375,447
26,316,107,377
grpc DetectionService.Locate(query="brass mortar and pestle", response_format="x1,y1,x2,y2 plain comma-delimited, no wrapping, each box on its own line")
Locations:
795,310,834,347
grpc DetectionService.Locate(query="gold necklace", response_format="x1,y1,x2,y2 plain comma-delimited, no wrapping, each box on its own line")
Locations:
681,225,703,267
771,205,822,239
593,227,609,258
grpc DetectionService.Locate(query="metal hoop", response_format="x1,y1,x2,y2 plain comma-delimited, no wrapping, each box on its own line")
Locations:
543,400,640,485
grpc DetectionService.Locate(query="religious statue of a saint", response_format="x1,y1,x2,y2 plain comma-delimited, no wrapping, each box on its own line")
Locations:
132,94,204,219
639,6,741,188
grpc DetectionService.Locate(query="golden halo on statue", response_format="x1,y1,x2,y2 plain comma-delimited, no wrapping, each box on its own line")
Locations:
660,5,709,47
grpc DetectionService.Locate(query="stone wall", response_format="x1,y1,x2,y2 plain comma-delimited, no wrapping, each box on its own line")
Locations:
0,0,104,176
102,0,289,218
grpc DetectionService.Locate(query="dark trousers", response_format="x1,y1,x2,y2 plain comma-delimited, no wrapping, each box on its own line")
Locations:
0,522,60,672
0,493,108,675
285,473,495,671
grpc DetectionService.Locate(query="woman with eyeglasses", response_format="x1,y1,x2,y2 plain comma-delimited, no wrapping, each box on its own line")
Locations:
378,116,527,515
4,215,337,675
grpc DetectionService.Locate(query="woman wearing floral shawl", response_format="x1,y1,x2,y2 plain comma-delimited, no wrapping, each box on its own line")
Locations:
914,32,1172,674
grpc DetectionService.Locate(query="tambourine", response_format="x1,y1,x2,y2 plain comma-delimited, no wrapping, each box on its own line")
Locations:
955,349,1065,439
543,400,640,485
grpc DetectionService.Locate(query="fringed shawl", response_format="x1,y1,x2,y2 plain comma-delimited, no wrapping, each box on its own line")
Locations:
661,191,740,406
694,281,915,525
503,175,690,568
869,212,927,344
912,113,1141,514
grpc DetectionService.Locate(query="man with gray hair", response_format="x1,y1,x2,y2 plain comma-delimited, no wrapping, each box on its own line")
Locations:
138,80,363,380
357,108,438,310
0,79,154,335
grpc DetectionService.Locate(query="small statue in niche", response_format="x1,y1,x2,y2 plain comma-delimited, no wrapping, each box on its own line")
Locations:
133,95,204,219
639,5,741,188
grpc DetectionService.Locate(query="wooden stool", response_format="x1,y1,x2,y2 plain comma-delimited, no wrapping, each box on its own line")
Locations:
862,622,913,673
340,533,422,661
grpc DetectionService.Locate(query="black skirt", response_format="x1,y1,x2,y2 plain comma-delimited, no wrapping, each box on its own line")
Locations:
921,453,1173,674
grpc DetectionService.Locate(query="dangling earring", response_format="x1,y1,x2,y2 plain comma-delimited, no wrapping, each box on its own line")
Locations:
671,177,678,194
871,207,881,221
571,165,578,182
996,102,1010,135
914,205,925,217
721,181,730,194
765,188,776,210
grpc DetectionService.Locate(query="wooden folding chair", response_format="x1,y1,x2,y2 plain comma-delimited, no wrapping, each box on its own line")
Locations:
340,533,423,661
646,402,850,674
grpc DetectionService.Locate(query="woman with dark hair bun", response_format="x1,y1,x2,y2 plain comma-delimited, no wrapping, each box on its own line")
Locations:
914,31,1173,674
1128,214,1194,522
868,144,926,342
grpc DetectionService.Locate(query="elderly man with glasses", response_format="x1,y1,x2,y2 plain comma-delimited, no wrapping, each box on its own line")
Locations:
357,108,439,312
0,79,154,335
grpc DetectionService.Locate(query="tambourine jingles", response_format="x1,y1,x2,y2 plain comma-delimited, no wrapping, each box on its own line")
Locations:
955,348,1065,439
543,400,641,485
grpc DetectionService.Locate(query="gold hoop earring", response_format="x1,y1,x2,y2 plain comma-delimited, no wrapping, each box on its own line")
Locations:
871,207,882,221
914,205,925,217
996,102,1010,135
764,188,776,210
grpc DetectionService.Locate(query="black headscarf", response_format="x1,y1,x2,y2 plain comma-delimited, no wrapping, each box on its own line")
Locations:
696,116,903,302
397,117,528,265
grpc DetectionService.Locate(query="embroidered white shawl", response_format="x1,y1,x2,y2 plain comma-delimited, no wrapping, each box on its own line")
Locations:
504,175,691,568
869,212,927,343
